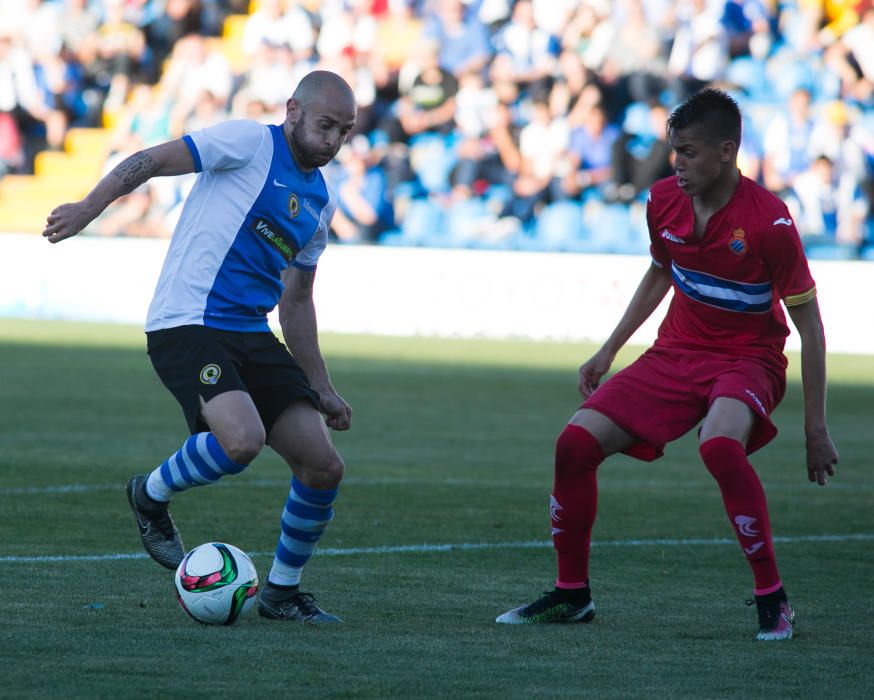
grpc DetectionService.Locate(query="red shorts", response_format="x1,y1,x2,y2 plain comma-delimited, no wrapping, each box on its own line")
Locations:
583,345,786,461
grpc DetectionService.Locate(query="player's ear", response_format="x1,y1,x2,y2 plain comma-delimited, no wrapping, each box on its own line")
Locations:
286,98,301,126
720,139,736,163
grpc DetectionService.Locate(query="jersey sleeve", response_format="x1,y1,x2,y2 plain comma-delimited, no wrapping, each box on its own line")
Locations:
292,192,336,271
646,189,669,269
182,120,265,173
759,210,817,306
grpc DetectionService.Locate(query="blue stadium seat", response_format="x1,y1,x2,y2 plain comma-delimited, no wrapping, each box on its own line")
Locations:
726,57,769,100
533,201,584,251
569,201,633,254
442,197,493,248
803,241,858,261
394,198,446,246
408,134,457,195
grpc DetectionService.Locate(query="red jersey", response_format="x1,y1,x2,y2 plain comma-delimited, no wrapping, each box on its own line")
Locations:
646,174,816,370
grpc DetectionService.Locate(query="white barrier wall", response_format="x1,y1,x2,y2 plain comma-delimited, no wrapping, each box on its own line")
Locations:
2,233,872,354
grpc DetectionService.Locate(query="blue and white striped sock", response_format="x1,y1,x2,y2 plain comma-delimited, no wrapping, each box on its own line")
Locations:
268,477,337,587
144,433,248,502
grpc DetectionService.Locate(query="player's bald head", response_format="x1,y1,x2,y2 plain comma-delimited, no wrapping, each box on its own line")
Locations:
292,71,356,113
284,71,357,170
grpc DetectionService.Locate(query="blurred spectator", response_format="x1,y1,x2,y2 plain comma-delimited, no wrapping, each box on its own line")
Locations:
3,0,870,258
83,0,146,113
326,135,394,243
60,0,101,59
0,108,23,175
560,101,621,199
668,0,730,88
790,154,868,244
20,0,63,58
499,88,570,223
0,23,54,170
824,3,874,104
808,100,868,188
31,43,88,150
761,87,815,196
145,0,213,80
581,0,666,94
232,41,312,122
489,0,559,92
531,0,580,39
317,0,379,62
422,0,492,78
394,39,458,141
160,34,233,136
449,67,506,198
374,0,424,77
108,82,171,151
241,0,316,58
720,0,771,59
606,100,673,203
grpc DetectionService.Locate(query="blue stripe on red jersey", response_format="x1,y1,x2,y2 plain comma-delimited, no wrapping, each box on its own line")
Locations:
672,262,772,313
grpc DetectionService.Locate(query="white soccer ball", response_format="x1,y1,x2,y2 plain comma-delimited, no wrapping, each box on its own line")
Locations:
174,542,259,625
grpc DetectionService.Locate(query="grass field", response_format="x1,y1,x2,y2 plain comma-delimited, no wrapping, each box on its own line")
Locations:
1,318,872,699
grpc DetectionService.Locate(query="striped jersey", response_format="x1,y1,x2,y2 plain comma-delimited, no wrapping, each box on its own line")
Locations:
646,174,816,368
145,119,335,333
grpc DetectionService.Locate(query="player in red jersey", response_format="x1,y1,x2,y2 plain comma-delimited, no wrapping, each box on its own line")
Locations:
496,88,839,640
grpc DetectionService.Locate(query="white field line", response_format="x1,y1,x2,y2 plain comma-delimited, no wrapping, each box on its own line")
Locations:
0,477,868,496
2,533,873,564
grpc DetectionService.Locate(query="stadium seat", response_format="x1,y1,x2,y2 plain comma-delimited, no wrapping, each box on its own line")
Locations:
533,201,583,251
408,134,456,194
569,201,634,254
0,127,110,233
34,151,103,181
64,128,111,159
218,15,250,74
726,57,769,100
443,197,493,248
803,241,858,261
396,198,445,246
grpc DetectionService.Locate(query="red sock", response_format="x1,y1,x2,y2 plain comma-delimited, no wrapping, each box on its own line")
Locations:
700,437,782,594
552,424,604,589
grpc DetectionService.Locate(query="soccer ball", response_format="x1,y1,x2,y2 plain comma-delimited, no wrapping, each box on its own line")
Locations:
174,542,259,625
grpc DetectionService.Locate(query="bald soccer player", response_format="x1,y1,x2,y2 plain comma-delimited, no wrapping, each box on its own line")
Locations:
44,71,358,624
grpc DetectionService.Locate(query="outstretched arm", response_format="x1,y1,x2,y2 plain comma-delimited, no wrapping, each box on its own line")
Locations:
42,139,195,243
278,266,351,431
578,262,672,397
786,298,838,485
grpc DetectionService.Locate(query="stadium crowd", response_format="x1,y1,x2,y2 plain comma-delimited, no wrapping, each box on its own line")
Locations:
1,0,873,257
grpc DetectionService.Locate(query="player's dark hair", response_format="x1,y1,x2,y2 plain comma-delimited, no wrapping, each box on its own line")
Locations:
667,88,742,147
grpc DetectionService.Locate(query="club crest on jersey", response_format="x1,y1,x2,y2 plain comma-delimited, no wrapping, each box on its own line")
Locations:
199,364,221,385
729,228,748,255
288,193,300,218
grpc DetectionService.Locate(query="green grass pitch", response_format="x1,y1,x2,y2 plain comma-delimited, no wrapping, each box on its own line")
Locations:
0,318,872,699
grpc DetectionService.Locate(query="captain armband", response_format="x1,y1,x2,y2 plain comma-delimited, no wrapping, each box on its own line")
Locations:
783,286,817,307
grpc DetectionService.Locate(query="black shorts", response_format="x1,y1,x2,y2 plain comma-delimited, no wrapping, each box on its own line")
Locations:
146,325,320,435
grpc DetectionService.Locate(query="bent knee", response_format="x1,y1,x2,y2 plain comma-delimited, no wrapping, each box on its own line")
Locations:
302,452,345,489
219,427,266,465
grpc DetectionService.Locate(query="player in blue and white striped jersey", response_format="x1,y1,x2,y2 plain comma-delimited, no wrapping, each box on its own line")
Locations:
43,71,357,624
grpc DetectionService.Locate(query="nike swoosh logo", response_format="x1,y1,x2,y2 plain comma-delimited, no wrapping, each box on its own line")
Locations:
273,179,289,188
744,542,764,555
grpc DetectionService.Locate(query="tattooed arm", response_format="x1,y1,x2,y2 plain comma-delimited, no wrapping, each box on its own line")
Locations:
278,265,351,431
42,140,195,243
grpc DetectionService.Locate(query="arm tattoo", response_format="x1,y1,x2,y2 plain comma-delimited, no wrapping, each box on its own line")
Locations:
297,271,316,289
110,151,159,195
